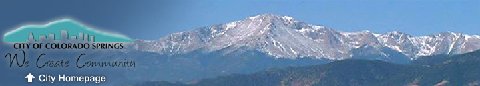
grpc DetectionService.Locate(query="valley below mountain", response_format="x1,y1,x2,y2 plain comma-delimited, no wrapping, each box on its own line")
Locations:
138,50,480,86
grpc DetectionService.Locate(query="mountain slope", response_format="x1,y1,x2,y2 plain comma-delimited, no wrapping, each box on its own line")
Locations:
134,14,480,61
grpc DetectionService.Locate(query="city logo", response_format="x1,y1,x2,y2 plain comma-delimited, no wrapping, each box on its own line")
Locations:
3,19,134,84
3,19,132,43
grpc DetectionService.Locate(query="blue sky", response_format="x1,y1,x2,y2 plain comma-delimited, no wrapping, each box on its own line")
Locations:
0,0,479,40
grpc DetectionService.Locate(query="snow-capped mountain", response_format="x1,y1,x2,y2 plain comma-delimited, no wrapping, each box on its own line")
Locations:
133,14,480,60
